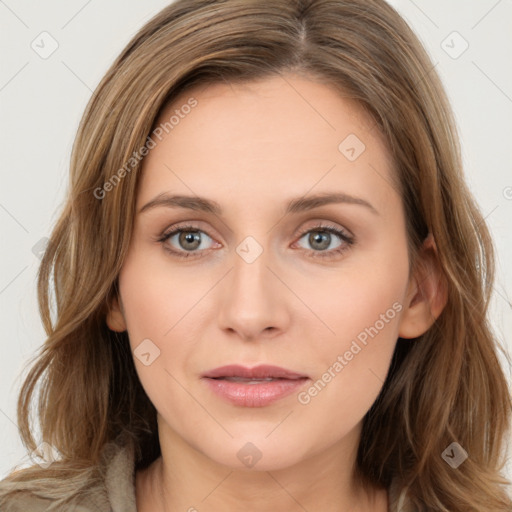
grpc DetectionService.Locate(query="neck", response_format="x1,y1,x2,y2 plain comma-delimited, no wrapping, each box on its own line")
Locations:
135,419,388,512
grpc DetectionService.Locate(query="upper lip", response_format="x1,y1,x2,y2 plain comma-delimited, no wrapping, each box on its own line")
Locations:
202,364,308,380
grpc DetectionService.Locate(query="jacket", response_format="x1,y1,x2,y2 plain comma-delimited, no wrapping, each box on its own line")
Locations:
1,440,414,511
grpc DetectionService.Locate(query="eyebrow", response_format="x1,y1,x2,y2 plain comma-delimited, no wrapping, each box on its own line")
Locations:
138,192,379,216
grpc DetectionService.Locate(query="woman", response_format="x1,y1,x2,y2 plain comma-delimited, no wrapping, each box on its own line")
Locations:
1,0,511,511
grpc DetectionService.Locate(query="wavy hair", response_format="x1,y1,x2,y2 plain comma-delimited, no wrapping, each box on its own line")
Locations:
1,0,511,510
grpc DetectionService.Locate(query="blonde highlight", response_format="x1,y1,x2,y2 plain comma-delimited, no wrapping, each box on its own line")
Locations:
1,1,510,510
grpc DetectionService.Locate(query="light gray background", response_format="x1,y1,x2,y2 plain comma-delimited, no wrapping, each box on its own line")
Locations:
1,0,511,482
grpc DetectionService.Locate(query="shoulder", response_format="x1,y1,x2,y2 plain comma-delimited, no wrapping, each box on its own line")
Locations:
1,492,52,512
0,491,100,512
0,436,137,512
0,478,110,511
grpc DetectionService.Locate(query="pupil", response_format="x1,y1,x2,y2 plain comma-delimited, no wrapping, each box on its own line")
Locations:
310,231,329,250
180,231,200,250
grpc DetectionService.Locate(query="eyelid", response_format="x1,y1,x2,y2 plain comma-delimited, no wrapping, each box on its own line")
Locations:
159,220,221,243
158,221,220,247
294,220,354,240
159,219,352,241
157,219,355,260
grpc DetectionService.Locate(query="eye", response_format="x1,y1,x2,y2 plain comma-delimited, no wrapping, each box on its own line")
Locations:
293,222,354,259
157,224,218,259
157,221,354,260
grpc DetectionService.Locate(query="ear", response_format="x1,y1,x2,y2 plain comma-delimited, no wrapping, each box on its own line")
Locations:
398,233,448,339
106,291,127,332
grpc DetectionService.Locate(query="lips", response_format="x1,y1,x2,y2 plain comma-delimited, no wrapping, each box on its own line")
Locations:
201,364,308,380
201,365,310,407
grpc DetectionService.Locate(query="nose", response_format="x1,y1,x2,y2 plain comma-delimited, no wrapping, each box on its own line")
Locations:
216,241,291,341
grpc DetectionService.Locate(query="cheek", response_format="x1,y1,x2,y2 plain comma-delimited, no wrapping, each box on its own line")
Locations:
324,266,406,347
312,237,409,347
295,292,404,444
296,239,408,412
117,247,209,341
116,248,215,407
116,252,201,411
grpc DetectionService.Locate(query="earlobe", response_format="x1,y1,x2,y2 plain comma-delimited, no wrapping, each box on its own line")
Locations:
398,233,448,339
106,294,127,332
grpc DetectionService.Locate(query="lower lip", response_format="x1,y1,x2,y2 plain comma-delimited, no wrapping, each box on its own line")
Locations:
202,377,309,407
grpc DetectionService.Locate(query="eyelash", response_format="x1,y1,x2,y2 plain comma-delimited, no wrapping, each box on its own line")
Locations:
156,222,355,260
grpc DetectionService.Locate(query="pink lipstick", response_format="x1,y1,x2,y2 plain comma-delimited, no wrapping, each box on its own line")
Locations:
201,364,309,407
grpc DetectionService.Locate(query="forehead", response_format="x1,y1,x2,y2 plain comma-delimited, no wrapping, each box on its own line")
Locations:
160,74,379,150
137,74,398,214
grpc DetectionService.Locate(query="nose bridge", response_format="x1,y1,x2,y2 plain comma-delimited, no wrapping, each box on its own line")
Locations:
216,232,288,338
231,234,273,303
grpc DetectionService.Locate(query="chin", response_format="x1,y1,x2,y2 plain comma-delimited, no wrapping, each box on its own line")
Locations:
199,434,310,472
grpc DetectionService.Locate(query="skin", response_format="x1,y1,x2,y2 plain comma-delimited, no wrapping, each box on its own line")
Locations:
107,73,446,512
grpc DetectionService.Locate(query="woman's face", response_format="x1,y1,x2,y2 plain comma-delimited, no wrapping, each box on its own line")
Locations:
109,73,418,471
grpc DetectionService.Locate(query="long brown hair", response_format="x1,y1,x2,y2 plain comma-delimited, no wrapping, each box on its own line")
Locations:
1,0,511,510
